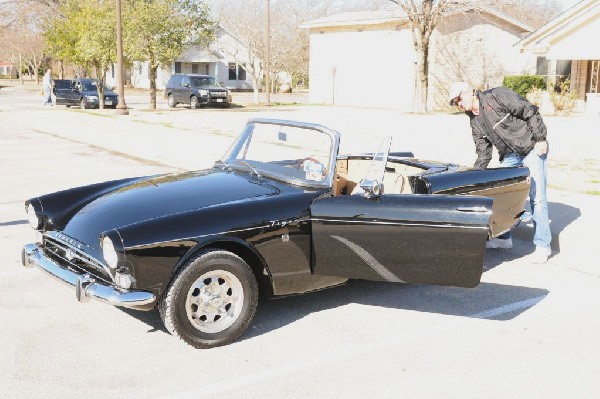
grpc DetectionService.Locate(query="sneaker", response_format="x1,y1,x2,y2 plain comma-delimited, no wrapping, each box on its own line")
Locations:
486,237,513,249
520,211,533,223
532,246,551,264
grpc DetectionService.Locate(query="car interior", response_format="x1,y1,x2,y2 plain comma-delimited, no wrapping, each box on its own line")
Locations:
333,158,426,196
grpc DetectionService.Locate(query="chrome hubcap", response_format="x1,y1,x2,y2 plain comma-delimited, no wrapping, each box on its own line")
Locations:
185,270,244,333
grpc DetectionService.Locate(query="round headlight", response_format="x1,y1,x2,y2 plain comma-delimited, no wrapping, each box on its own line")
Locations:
102,235,118,269
26,204,40,230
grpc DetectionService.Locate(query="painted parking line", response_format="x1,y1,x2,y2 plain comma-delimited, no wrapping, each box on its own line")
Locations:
162,295,547,399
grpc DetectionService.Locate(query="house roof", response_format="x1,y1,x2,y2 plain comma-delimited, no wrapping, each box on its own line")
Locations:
299,10,407,29
300,5,532,32
516,0,600,59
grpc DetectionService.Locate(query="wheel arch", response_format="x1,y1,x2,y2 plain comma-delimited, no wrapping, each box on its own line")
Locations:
170,237,274,298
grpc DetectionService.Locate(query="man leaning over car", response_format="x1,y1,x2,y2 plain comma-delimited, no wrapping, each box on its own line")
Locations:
448,82,551,264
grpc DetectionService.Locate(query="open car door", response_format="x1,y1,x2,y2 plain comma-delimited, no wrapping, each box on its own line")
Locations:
53,79,76,106
310,137,492,288
422,167,530,238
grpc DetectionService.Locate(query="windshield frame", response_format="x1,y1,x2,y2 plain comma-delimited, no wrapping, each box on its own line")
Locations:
220,118,341,189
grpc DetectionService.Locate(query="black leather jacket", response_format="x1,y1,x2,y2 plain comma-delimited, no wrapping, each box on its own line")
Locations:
467,87,547,169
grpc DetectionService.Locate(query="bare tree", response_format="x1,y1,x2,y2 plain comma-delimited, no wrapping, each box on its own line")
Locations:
481,0,563,29
387,0,449,112
213,0,267,103
0,1,51,84
213,0,374,102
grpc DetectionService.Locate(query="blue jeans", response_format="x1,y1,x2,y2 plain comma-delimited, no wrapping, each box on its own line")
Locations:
43,86,52,106
498,151,551,248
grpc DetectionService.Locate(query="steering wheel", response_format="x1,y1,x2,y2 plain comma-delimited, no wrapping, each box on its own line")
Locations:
295,156,321,169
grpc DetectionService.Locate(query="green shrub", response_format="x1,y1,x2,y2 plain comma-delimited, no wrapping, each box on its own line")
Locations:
502,75,546,97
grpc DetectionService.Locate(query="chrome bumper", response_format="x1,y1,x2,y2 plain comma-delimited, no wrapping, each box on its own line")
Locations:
22,243,156,309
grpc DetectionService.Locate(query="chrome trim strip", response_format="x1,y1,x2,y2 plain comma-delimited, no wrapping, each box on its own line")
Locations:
22,243,155,308
310,218,489,230
332,235,405,283
46,232,113,279
124,220,307,250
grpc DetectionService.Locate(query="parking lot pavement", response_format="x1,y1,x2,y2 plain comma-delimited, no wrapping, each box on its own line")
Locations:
1,88,600,398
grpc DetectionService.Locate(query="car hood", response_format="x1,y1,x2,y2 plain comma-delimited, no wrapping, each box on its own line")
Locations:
61,169,278,249
82,90,118,97
197,85,226,91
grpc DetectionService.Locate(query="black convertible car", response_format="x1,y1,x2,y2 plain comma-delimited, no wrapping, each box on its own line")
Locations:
22,119,529,348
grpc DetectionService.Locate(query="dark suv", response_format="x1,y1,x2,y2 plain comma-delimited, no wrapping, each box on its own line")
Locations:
164,74,232,109
54,78,119,109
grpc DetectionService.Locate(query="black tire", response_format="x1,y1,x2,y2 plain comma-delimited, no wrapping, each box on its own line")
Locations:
159,250,258,349
190,95,198,109
80,98,86,109
167,94,176,108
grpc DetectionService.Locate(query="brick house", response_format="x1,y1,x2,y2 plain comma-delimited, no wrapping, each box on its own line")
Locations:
301,6,534,111
516,0,600,114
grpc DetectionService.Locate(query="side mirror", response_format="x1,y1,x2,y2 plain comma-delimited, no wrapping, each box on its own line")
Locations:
359,179,383,198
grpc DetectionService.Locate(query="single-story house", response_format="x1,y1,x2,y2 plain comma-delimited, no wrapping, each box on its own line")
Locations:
106,27,255,91
301,6,535,111
516,0,600,114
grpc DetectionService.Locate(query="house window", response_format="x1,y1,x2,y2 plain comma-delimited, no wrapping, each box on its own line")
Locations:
229,63,236,80
536,57,549,83
174,62,181,73
556,60,572,80
238,65,246,80
192,63,199,74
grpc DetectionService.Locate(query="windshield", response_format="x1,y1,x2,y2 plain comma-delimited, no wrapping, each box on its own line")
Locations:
221,120,337,188
191,77,220,87
79,80,111,92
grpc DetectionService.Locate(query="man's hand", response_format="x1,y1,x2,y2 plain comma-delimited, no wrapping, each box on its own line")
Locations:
534,140,549,156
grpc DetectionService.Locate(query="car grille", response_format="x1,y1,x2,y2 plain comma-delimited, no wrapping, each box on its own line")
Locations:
211,91,227,97
43,235,113,284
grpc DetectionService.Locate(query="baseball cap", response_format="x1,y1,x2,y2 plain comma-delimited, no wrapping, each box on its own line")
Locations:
448,82,470,106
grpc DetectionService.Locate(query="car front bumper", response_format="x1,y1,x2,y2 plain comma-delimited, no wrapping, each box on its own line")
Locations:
22,243,156,310
200,94,232,105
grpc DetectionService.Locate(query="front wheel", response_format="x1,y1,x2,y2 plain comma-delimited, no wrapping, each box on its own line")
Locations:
190,95,199,109
79,98,86,109
159,250,258,349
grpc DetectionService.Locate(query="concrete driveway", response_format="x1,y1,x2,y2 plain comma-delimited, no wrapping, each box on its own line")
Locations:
1,84,599,398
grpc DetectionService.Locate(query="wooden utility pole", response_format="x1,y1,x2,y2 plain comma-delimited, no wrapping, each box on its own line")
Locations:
115,0,128,115
266,0,271,105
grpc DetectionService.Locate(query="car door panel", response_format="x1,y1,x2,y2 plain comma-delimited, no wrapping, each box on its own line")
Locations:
311,194,492,288
53,80,74,106
422,167,530,237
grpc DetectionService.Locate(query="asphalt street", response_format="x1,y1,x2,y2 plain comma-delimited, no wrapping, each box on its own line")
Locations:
1,84,599,398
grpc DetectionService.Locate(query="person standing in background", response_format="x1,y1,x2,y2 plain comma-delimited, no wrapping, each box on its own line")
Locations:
42,69,53,106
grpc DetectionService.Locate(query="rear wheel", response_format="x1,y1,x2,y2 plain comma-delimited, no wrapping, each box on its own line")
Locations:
190,95,199,109
159,250,258,349
167,94,176,108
